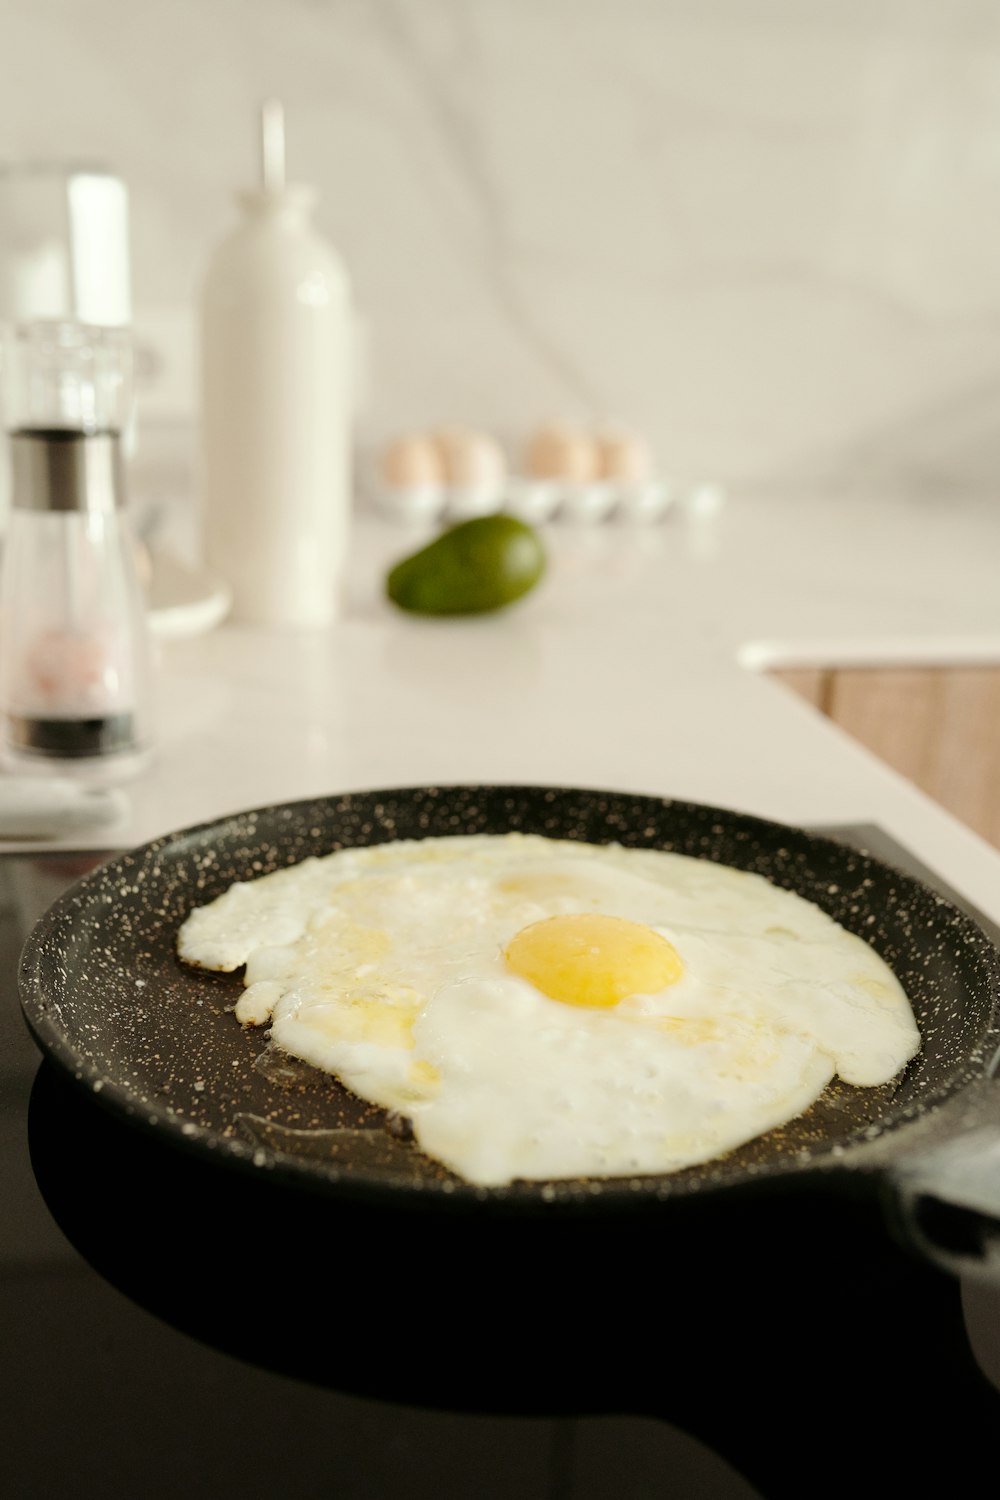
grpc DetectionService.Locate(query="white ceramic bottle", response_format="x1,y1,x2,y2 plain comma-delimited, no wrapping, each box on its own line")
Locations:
199,100,352,627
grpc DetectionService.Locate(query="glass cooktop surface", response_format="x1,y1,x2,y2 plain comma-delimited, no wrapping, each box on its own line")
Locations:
3,825,998,1499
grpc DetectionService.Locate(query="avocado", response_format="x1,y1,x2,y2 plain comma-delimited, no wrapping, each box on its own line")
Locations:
385,514,546,615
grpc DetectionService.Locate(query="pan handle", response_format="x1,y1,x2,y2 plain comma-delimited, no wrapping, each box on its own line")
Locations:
882,1082,1000,1280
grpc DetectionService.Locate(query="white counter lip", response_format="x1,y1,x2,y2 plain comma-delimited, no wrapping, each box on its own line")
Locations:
738,635,1000,671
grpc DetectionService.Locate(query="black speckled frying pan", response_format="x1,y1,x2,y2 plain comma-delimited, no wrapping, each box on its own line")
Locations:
18,783,1000,1277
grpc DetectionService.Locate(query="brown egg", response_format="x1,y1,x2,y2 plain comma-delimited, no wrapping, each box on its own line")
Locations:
524,422,599,484
595,426,653,485
434,426,506,488
381,433,445,488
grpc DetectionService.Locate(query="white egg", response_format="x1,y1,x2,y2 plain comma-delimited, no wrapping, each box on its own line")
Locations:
435,426,506,520
595,426,653,485
177,833,920,1187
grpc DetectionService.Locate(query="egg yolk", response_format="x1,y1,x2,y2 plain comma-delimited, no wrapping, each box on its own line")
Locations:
504,913,683,1008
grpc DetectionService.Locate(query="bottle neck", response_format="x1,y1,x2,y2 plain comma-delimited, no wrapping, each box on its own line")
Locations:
237,184,318,228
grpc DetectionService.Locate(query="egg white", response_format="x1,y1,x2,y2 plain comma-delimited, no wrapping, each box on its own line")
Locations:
176,832,920,1186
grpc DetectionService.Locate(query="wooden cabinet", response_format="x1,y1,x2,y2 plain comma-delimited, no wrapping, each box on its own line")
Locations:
772,667,1000,850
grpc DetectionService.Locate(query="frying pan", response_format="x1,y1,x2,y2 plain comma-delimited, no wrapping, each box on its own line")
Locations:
18,782,1000,1280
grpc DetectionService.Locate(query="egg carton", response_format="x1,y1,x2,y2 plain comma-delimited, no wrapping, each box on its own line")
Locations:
367,474,725,527
363,425,725,526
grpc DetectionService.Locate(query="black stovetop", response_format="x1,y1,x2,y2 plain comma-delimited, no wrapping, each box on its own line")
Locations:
2,829,998,1500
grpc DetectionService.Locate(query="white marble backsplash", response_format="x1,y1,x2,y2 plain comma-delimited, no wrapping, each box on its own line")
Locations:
3,0,1000,497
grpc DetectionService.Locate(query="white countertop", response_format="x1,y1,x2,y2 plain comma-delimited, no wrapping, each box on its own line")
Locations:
17,485,1000,919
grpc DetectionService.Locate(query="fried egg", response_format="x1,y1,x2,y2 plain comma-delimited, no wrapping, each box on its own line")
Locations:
176,833,920,1187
